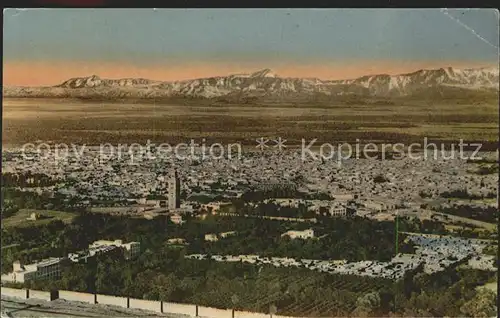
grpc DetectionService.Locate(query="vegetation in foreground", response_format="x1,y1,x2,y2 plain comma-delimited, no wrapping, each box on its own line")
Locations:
1,211,498,317
4,246,496,317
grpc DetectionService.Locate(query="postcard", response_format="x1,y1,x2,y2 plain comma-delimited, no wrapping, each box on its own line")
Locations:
2,8,498,318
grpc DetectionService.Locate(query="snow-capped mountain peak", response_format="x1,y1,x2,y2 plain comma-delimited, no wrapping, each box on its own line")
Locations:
4,66,498,99
57,75,158,89
250,68,278,78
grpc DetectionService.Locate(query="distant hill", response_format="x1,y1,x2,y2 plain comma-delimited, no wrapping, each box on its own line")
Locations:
4,66,498,101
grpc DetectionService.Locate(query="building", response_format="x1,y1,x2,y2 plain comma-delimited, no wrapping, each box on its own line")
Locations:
168,169,181,210
87,244,117,258
220,231,237,238
68,249,102,263
329,205,348,217
68,239,141,263
307,200,330,212
204,231,236,242
204,233,219,242
281,229,315,240
26,212,40,221
170,213,185,225
364,199,396,212
1,258,63,283
331,193,354,201
167,238,188,245
201,201,232,214
355,208,372,217
370,213,395,221
267,198,303,208
364,201,387,212
89,239,141,260
256,182,297,192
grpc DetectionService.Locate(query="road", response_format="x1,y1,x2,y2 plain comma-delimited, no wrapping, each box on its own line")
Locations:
430,211,497,231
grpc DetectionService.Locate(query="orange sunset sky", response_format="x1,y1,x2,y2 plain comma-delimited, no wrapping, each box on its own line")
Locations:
3,9,498,86
3,60,498,87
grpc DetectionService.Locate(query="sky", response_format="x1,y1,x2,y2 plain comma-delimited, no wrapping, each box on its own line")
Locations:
3,8,499,86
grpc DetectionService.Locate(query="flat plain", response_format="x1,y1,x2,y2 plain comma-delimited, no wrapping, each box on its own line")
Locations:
2,98,498,147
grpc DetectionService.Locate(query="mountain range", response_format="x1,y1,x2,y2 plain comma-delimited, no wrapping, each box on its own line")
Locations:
4,66,499,101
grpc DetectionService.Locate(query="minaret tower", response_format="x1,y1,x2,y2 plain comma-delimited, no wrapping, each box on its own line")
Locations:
167,169,181,210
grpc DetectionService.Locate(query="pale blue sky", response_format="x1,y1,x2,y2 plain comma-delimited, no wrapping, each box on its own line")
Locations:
3,8,499,63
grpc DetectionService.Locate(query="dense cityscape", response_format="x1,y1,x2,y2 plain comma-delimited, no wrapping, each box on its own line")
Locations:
1,146,498,317
2,7,499,318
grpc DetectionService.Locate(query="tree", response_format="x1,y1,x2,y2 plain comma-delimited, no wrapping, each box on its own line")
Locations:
460,289,497,318
373,175,388,183
352,291,381,316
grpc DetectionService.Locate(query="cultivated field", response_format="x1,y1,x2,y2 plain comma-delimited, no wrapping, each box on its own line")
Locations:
2,98,498,147
1,209,78,229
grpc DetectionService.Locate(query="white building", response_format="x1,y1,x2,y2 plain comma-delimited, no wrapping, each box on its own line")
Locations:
204,231,236,242
204,233,219,242
331,193,354,201
281,229,315,240
167,238,188,245
268,198,303,208
329,205,347,217
170,213,185,225
220,231,236,238
1,258,62,283
26,212,40,221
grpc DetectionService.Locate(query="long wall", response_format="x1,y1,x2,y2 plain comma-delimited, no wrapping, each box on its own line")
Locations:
163,301,198,316
197,305,233,318
234,311,269,318
28,289,52,301
58,290,95,304
96,293,127,307
0,287,28,299
129,297,162,313
1,287,297,317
